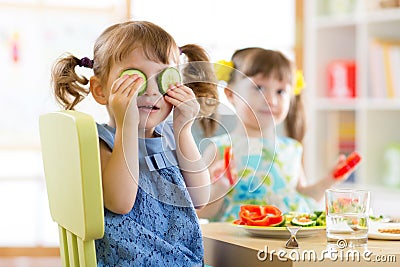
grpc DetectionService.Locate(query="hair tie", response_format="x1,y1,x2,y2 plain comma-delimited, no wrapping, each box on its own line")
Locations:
294,70,305,96
214,60,234,82
78,57,94,69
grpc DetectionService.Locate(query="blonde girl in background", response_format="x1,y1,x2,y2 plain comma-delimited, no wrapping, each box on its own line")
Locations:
197,47,357,222
51,21,217,266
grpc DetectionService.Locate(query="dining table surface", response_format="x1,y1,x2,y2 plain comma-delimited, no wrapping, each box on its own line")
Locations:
201,222,400,267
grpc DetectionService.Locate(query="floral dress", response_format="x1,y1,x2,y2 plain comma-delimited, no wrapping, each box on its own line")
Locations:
210,134,319,222
95,121,203,267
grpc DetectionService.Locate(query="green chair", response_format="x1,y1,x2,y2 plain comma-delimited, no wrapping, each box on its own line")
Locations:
39,110,104,267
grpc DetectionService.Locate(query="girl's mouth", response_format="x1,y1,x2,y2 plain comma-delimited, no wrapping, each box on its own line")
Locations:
138,105,160,113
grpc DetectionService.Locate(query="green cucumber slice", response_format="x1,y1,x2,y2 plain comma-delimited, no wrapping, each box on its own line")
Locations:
120,69,147,95
310,213,318,221
157,67,182,94
313,211,323,217
291,216,317,227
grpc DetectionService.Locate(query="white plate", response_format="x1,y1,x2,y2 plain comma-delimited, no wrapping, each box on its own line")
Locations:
233,224,326,238
368,222,400,240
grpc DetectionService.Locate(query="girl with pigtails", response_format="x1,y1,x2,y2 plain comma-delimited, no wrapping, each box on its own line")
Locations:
197,47,358,222
51,21,218,266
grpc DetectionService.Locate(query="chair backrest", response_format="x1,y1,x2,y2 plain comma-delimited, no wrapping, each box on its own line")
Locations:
39,110,104,267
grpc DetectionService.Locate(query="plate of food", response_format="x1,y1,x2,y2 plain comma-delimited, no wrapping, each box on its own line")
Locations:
232,205,326,238
234,224,326,238
368,222,400,240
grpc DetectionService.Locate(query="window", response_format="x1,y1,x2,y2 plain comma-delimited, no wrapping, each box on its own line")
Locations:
0,0,122,247
132,0,295,113
131,0,295,61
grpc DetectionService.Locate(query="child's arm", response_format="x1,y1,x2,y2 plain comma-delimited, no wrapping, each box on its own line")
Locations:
196,144,234,219
175,128,211,208
296,154,355,201
197,142,239,219
99,75,141,214
164,84,210,208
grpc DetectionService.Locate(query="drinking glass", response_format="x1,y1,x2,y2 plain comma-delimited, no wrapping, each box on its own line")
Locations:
325,188,370,247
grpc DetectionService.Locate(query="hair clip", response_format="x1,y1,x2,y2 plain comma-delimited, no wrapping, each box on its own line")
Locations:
214,60,234,82
294,70,305,96
78,57,94,69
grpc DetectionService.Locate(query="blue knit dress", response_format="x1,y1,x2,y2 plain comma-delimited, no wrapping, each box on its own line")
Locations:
95,121,203,267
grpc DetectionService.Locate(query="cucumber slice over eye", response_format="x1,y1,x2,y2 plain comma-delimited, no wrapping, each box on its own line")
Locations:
157,67,182,95
120,69,147,96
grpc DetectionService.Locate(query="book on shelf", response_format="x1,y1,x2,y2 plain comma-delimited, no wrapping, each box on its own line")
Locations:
327,60,356,98
369,39,400,98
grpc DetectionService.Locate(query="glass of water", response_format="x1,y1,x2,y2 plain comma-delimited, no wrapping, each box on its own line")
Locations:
325,188,370,247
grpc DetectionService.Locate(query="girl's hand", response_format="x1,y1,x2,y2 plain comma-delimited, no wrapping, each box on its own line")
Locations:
209,159,238,196
330,154,353,181
164,84,200,133
109,74,143,128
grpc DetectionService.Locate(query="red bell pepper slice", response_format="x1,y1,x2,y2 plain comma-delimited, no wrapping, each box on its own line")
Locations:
332,151,362,179
237,205,283,226
224,146,235,185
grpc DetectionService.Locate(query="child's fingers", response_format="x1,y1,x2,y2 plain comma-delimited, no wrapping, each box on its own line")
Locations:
165,89,186,102
124,76,145,97
173,83,194,94
165,92,196,108
165,84,194,99
112,74,136,94
337,154,346,163
120,75,142,95
332,154,346,169
163,94,181,106
112,74,143,96
211,169,224,183
111,74,129,93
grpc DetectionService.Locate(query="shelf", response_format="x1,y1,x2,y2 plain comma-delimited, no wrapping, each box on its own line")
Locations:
315,8,400,27
304,0,400,187
367,7,400,23
314,15,358,29
313,98,359,111
313,98,400,111
314,8,400,27
364,98,400,110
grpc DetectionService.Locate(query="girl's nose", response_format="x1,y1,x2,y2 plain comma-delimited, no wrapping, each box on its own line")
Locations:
142,76,160,96
264,91,278,106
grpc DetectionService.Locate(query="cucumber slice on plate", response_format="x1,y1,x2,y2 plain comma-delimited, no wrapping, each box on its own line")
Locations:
291,216,317,227
157,67,182,94
120,69,147,95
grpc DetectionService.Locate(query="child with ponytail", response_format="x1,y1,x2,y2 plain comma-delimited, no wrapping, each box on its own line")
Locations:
51,21,217,266
197,47,357,221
